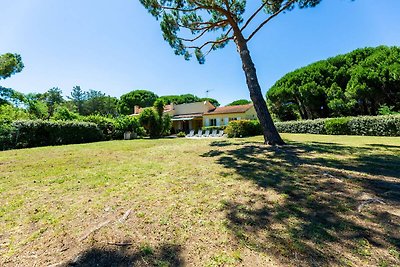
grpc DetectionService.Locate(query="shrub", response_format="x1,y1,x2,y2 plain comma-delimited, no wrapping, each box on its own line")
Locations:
9,120,103,149
81,115,116,140
0,123,14,150
0,104,29,122
275,119,326,134
275,115,400,136
114,115,145,139
138,104,171,138
324,117,350,135
225,120,262,138
347,115,400,136
53,107,80,121
177,131,186,137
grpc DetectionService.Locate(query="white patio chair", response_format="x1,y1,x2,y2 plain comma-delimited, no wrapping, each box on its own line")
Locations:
203,130,210,137
196,129,203,137
218,130,224,137
186,130,195,137
211,129,218,137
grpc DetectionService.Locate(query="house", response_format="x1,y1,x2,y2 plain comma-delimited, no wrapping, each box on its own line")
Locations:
163,101,257,133
132,100,257,133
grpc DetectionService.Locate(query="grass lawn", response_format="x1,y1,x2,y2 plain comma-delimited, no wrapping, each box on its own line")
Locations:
0,134,399,266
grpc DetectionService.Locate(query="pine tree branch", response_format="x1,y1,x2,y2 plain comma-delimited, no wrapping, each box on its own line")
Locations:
241,2,268,32
246,0,296,42
187,36,234,50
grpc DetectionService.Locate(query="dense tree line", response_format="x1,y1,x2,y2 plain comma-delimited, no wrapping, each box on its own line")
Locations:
267,46,400,121
118,91,220,115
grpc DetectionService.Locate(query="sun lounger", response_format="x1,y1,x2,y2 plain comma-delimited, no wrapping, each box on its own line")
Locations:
203,130,210,137
211,129,218,137
196,129,203,137
186,130,194,137
217,130,224,137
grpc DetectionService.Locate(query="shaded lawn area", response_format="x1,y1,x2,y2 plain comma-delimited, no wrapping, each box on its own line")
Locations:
0,134,399,266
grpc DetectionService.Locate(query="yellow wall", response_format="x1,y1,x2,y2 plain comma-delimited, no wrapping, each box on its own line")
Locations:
203,106,257,127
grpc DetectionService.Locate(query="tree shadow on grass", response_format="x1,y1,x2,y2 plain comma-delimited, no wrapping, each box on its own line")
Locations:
203,140,400,266
63,243,183,267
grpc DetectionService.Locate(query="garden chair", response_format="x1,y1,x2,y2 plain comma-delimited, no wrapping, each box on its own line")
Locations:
196,129,203,137
211,129,218,137
218,130,224,137
203,130,210,137
186,129,195,137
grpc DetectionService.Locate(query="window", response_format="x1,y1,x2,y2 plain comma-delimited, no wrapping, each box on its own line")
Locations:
210,119,217,126
229,117,238,121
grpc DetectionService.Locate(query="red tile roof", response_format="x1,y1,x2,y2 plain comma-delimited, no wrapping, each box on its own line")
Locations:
204,103,253,115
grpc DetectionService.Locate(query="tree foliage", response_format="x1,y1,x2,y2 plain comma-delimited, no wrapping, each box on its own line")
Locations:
267,46,400,121
139,0,320,63
0,53,24,80
118,90,159,115
0,87,26,106
139,99,172,138
158,94,220,106
226,99,251,106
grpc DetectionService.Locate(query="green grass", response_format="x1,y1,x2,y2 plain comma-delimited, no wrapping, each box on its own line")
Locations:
0,134,399,266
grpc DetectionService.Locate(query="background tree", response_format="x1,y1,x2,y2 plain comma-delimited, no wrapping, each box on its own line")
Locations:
82,90,119,116
69,86,86,114
226,99,251,106
158,94,220,106
0,53,24,80
41,87,64,118
140,0,323,144
0,87,26,106
118,90,159,115
267,46,400,121
139,99,172,138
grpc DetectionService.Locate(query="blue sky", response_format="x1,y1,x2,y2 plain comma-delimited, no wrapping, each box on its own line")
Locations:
1,0,399,105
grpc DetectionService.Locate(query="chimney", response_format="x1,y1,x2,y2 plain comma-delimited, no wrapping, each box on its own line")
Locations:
134,105,140,114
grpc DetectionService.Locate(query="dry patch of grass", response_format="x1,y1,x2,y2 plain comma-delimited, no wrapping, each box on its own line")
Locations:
0,134,399,266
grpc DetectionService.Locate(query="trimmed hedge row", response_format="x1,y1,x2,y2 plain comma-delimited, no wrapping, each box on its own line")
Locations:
275,115,400,136
1,120,103,150
225,115,400,138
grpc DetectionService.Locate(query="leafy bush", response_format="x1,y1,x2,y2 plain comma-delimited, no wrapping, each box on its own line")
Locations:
275,119,326,134
275,115,400,136
3,120,103,149
347,115,400,136
0,104,29,123
53,106,80,121
138,100,171,138
81,115,116,140
225,120,262,138
378,105,399,115
0,123,14,150
324,117,350,135
177,131,186,137
114,115,145,139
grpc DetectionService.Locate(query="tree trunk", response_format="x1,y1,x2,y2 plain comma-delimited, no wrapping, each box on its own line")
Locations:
235,37,285,145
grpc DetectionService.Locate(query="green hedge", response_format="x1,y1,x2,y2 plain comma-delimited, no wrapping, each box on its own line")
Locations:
1,120,103,150
275,115,400,136
275,119,326,135
225,115,400,138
